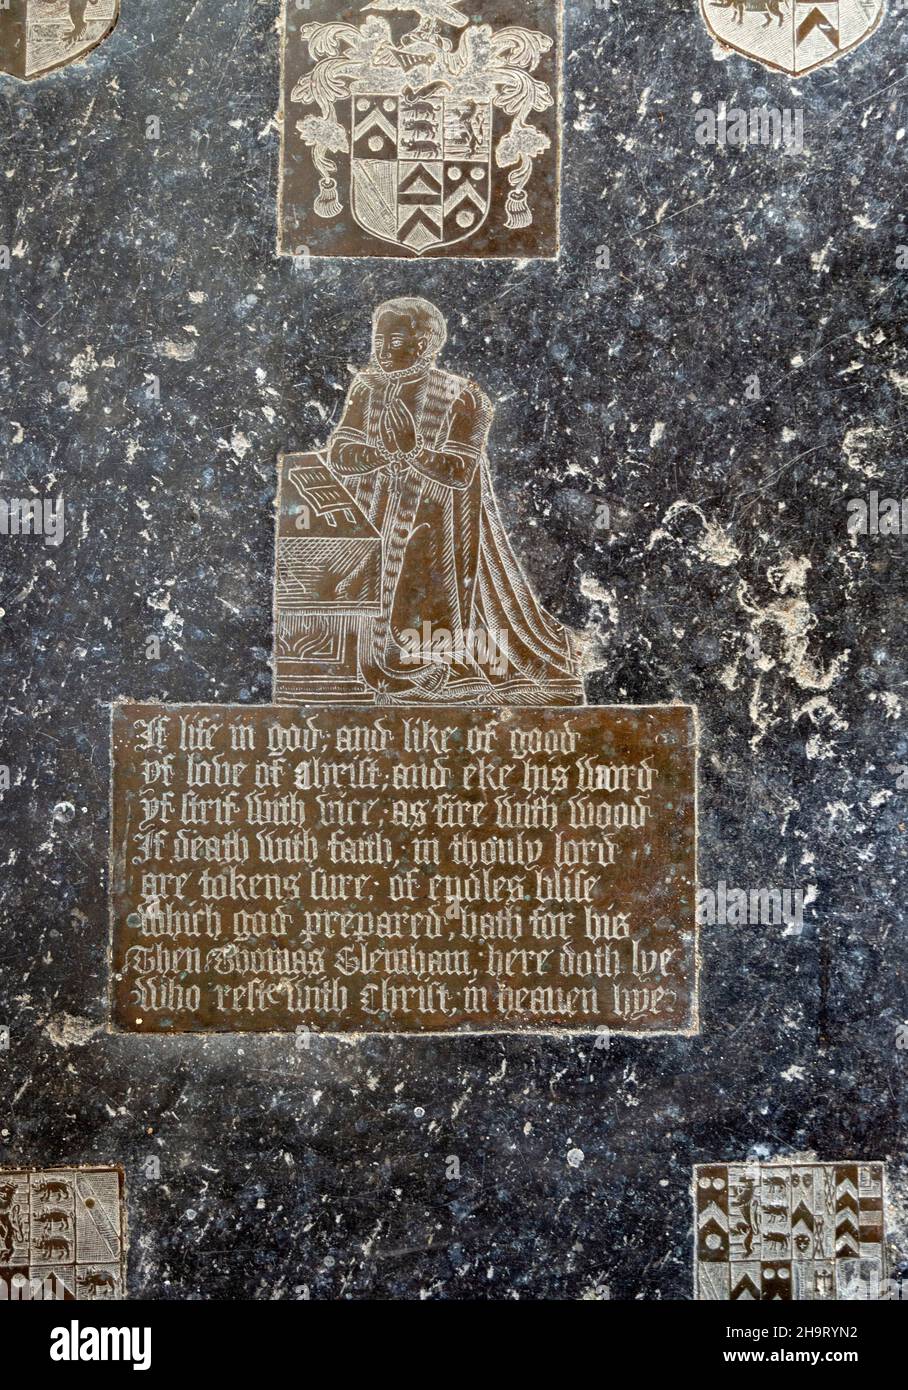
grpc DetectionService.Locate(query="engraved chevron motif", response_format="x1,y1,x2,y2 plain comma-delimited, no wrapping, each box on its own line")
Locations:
352,97,399,162
283,2,558,255
698,0,884,76
696,1162,890,1300
353,107,398,145
730,1272,760,1300
398,162,443,203
444,179,486,218
398,207,443,252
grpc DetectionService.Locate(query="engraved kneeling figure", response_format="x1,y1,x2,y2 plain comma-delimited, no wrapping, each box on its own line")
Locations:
324,297,584,707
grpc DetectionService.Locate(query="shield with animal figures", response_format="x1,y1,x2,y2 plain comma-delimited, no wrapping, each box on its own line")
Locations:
699,0,885,76
0,0,119,80
349,91,493,255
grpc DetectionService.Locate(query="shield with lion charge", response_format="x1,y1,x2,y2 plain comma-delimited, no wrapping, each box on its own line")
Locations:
350,90,493,255
0,0,119,81
699,0,885,77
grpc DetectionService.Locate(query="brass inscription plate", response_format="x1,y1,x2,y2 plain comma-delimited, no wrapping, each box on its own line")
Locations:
110,702,697,1035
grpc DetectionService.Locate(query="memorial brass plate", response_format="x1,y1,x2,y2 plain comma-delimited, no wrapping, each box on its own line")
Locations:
0,1167,126,1301
278,0,561,259
694,1162,889,1301
110,702,697,1035
273,294,586,711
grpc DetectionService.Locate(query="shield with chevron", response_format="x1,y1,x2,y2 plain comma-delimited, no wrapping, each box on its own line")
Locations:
695,1162,889,1300
349,92,492,254
281,1,559,259
699,0,885,76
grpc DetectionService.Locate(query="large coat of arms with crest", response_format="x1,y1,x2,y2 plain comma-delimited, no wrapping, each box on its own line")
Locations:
283,0,557,256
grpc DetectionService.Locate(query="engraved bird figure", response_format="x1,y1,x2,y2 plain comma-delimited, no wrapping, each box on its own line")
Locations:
363,0,470,30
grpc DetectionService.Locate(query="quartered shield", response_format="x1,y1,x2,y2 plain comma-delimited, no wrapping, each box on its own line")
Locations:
699,0,885,76
349,92,493,255
0,0,119,81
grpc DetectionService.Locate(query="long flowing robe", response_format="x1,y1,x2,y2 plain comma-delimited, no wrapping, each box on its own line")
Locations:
328,363,584,706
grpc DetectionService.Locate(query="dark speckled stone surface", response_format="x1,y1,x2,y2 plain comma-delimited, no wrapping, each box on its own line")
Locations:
0,0,906,1298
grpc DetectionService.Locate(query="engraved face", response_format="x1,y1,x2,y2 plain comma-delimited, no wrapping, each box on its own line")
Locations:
372,311,428,373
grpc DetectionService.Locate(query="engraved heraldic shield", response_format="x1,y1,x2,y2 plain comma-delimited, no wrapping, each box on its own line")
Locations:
350,91,493,254
699,0,885,76
287,1,556,257
0,0,119,81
